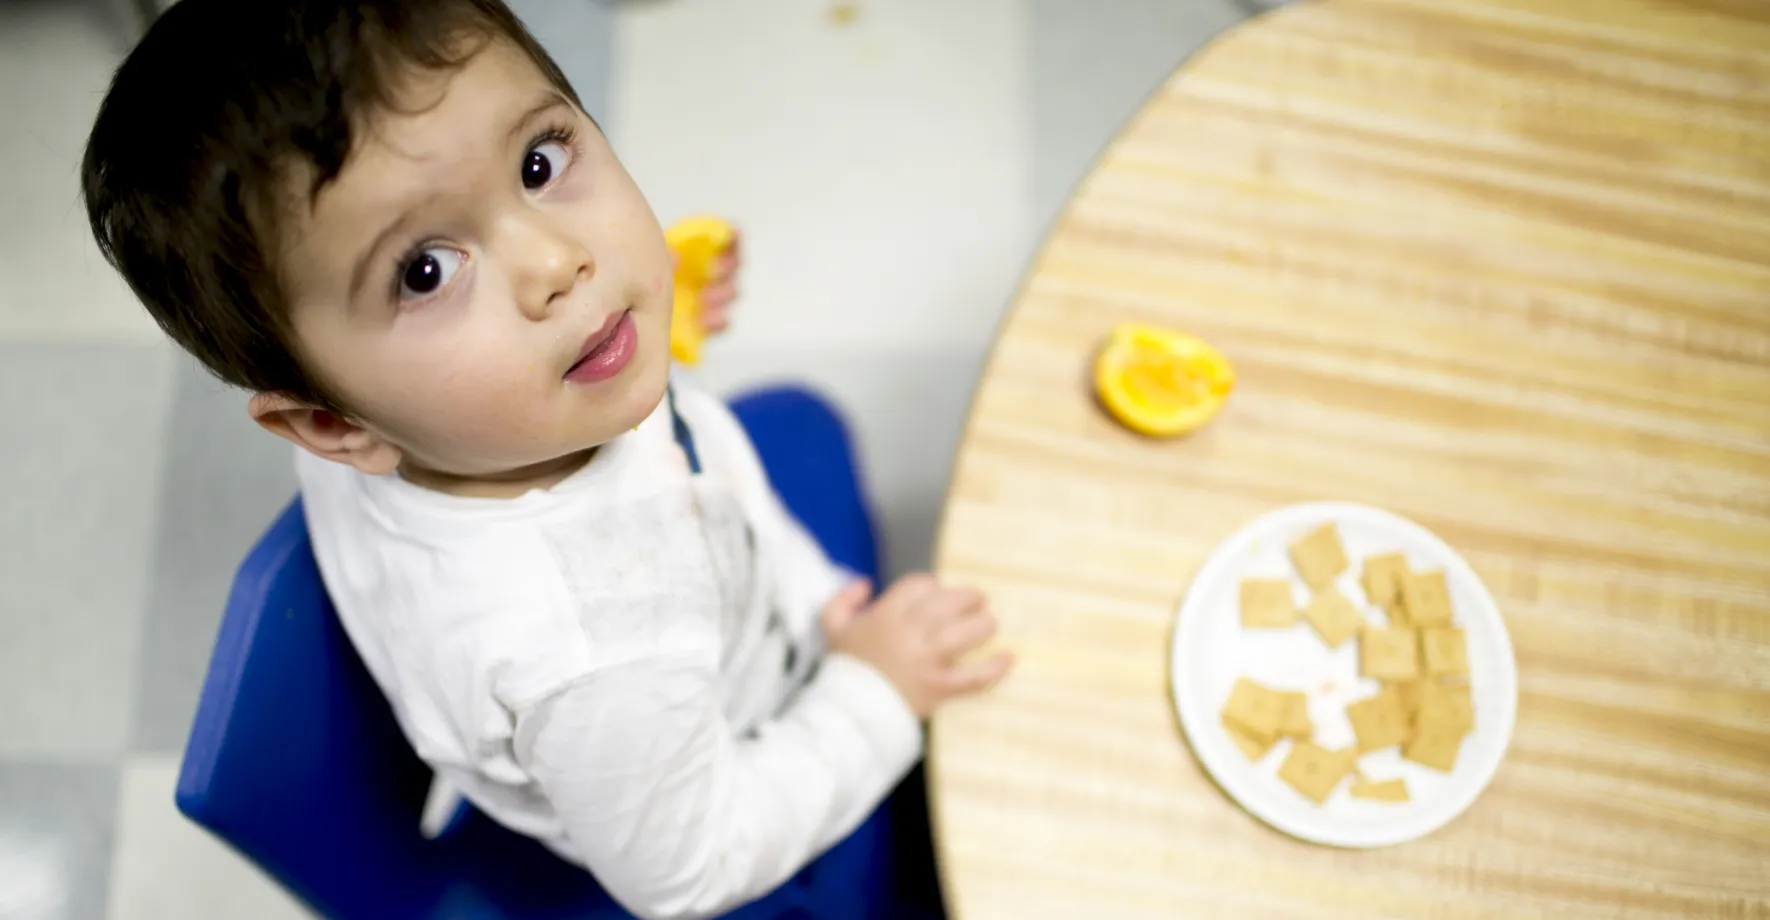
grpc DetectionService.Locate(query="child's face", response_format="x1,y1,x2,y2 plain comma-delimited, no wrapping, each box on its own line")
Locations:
272,39,673,482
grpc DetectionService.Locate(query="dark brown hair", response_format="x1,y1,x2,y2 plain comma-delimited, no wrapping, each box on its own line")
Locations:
82,0,581,411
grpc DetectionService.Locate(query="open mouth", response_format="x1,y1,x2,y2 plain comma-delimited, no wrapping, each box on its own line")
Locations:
564,309,638,384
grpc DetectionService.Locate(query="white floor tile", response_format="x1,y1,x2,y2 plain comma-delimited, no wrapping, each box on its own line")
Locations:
106,755,314,920
688,344,985,576
611,0,1034,354
0,2,160,342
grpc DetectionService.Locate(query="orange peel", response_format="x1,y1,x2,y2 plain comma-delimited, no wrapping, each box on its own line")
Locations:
664,216,736,365
1093,323,1234,437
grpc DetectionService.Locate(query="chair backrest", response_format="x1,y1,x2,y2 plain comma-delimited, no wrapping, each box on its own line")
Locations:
176,498,447,918
176,502,638,919
728,386,880,583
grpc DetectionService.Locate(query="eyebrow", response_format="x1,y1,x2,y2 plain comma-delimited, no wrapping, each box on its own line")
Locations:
345,92,576,301
348,207,425,304
507,92,573,143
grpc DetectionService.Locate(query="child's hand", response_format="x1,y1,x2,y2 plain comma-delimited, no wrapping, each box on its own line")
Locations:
821,575,1013,717
698,229,741,335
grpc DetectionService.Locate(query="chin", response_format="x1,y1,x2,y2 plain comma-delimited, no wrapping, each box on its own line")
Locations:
559,303,672,445
611,338,672,427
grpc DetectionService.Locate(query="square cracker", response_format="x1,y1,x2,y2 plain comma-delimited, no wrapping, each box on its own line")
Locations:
1350,777,1409,802
1361,553,1409,608
1240,578,1296,629
1360,628,1419,681
1346,686,1411,752
1422,627,1470,676
1388,679,1424,719
1289,524,1349,589
1385,592,1412,629
1404,722,1465,772
1302,586,1365,648
1278,741,1354,804
1277,691,1312,738
1222,678,1286,741
1401,570,1454,628
1417,681,1474,734
1223,715,1276,762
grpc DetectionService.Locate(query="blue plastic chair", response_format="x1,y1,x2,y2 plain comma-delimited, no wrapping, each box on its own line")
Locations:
176,386,932,919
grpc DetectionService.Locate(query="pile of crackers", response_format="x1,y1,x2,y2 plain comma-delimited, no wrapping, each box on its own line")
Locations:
1219,523,1475,805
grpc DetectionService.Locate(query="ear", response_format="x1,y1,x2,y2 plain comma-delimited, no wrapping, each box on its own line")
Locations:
249,392,404,476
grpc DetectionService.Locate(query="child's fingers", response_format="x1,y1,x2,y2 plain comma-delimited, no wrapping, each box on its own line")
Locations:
939,652,1013,694
879,573,940,610
820,579,873,636
708,231,742,279
932,610,998,660
700,301,731,334
917,586,987,625
701,280,738,312
835,578,874,608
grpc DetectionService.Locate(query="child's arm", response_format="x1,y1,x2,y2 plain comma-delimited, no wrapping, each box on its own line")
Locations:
513,579,1006,920
513,637,915,919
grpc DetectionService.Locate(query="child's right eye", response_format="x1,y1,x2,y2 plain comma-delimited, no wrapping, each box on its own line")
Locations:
399,247,465,301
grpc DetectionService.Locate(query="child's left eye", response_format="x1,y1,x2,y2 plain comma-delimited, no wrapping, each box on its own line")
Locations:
521,139,570,191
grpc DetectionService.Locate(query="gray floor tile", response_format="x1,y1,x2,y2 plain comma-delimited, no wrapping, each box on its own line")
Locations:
129,359,299,753
0,343,172,760
1027,0,1247,228
0,761,120,920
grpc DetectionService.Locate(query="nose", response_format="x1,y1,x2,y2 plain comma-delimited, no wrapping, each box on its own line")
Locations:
506,212,594,322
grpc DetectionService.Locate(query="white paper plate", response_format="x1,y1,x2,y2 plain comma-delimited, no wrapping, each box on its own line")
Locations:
1171,502,1517,848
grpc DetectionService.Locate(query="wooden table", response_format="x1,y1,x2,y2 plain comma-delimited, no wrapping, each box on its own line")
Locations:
927,1,1770,917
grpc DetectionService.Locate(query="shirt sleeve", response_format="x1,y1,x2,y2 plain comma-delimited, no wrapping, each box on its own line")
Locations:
512,648,922,920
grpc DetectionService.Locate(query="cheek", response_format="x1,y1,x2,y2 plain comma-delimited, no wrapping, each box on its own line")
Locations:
347,331,552,449
634,298,673,346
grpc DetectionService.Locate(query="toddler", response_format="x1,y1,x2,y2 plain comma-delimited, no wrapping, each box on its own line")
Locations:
81,2,1011,917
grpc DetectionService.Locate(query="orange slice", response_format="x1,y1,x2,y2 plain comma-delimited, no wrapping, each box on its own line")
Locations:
1094,323,1235,437
664,216,736,365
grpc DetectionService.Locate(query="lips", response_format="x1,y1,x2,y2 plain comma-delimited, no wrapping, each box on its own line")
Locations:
564,309,638,384
562,309,640,380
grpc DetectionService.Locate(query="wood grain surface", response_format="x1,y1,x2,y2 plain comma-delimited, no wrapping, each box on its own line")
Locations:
926,0,1770,917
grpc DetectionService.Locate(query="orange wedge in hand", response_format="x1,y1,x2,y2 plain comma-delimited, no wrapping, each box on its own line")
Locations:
665,216,736,365
1094,323,1235,437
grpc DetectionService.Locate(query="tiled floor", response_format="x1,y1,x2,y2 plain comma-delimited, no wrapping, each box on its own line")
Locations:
0,0,1257,915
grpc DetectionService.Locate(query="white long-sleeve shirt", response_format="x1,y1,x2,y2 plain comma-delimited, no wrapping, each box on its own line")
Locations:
296,381,922,920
